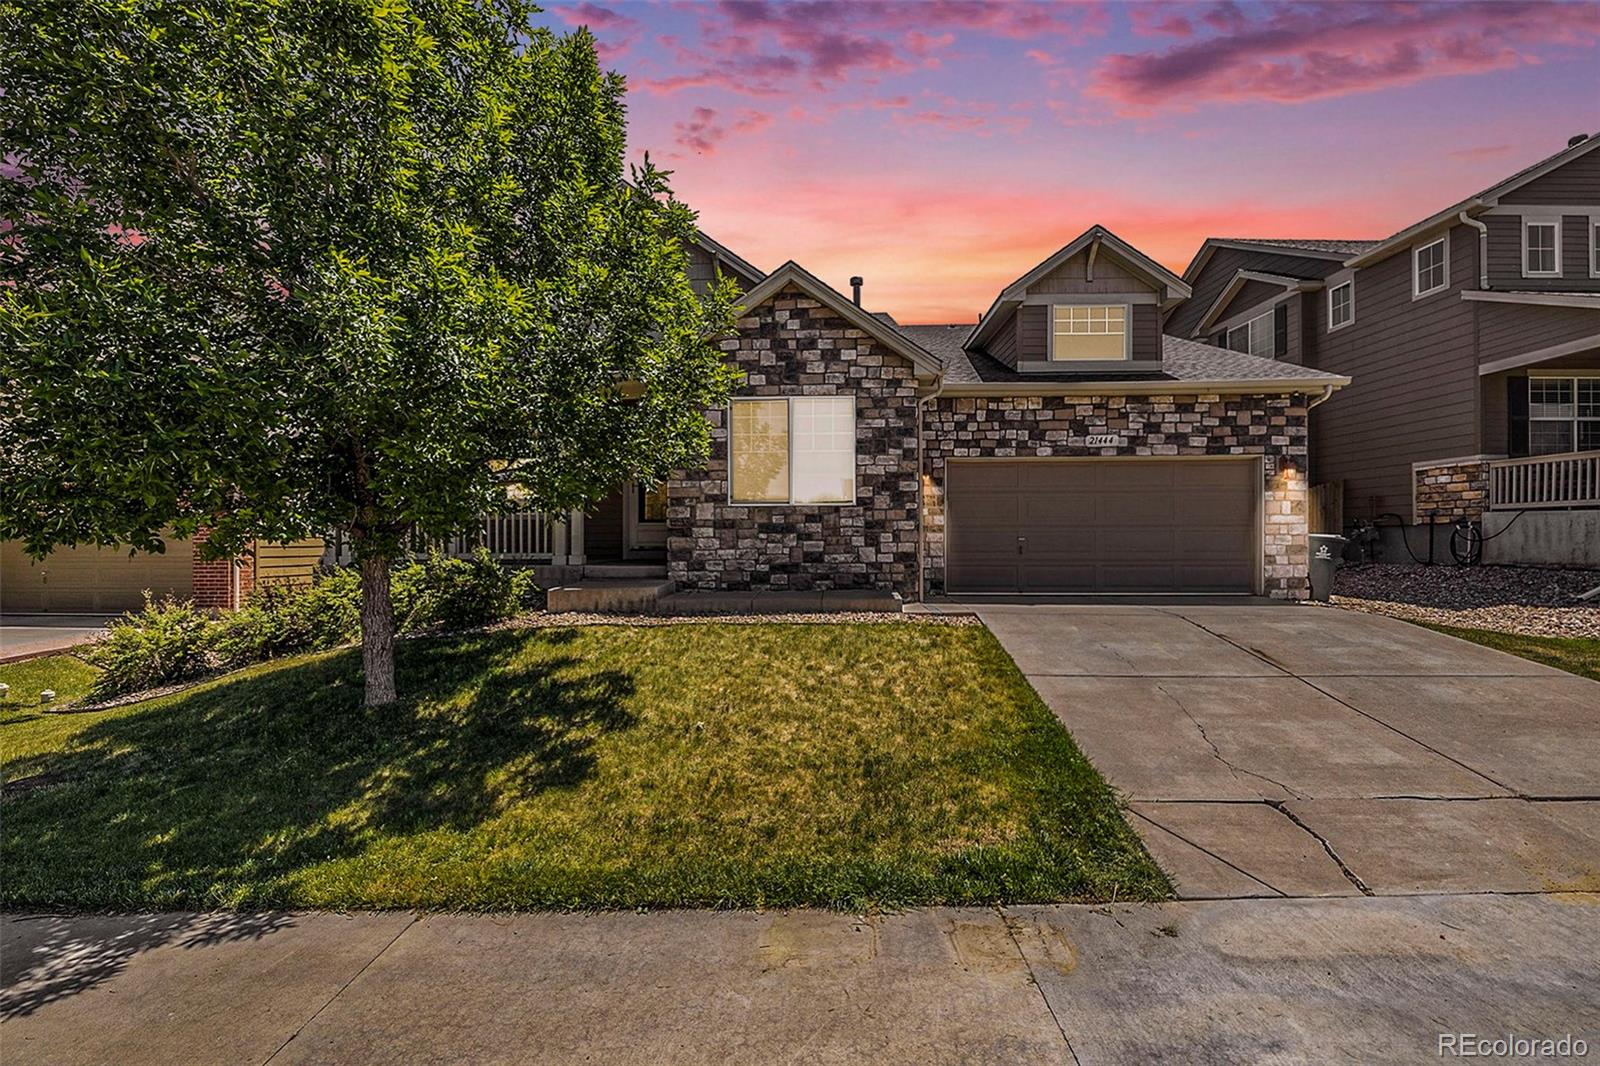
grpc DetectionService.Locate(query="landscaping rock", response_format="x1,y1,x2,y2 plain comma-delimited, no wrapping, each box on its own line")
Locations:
1330,564,1600,638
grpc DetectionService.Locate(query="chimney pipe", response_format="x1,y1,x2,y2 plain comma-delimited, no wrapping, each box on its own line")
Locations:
849,276,863,306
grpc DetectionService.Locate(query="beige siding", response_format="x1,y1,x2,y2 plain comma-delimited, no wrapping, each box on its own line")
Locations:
252,539,324,593
2,538,194,613
1305,223,1481,521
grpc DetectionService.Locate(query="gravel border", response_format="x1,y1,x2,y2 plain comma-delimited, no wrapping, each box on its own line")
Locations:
1330,564,1600,639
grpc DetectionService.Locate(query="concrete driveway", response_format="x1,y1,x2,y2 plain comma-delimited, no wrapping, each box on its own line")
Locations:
974,603,1600,899
0,616,112,663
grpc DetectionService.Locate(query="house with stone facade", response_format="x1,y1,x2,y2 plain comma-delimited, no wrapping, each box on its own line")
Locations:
633,224,1348,601
1170,132,1600,566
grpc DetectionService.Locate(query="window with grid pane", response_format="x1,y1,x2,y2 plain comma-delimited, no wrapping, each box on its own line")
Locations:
1414,237,1446,296
1527,376,1600,456
1050,304,1127,361
1524,221,1558,275
1226,311,1274,358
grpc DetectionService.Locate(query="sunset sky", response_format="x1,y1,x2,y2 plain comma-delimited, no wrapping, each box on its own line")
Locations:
537,1,1600,323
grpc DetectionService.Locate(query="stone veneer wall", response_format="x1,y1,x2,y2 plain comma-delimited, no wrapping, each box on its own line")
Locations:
1413,458,1492,521
922,394,1312,599
667,284,921,595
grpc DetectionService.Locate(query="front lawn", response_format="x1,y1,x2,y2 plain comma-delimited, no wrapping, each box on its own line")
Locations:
1,623,1166,910
1414,622,1600,682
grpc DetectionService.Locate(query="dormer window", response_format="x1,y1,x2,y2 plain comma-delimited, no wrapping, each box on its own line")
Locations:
1050,304,1129,361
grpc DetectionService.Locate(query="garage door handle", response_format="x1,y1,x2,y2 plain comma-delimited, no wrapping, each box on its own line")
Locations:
1016,536,1027,554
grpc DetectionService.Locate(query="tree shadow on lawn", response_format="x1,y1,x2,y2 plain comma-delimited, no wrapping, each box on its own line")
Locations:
1,628,635,911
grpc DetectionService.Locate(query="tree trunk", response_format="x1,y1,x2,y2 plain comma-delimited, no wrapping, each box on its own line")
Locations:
358,550,398,706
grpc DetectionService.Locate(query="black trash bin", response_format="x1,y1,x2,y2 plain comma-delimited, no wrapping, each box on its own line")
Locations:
1307,534,1346,602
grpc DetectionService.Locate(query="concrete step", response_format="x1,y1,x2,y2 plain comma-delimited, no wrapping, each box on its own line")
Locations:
546,579,674,614
654,590,902,615
580,563,667,580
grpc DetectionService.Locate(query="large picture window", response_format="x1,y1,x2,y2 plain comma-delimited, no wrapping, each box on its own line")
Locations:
729,397,855,504
1050,304,1128,361
1226,310,1274,358
1528,376,1600,456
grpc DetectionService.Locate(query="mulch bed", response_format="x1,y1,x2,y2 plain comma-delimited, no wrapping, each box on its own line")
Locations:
1331,564,1600,639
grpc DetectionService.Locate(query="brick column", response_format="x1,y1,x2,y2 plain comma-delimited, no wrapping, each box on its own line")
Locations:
191,530,250,609
1413,458,1495,522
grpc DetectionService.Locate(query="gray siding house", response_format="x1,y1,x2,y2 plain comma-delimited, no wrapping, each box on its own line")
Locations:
1172,134,1600,563
569,225,1348,600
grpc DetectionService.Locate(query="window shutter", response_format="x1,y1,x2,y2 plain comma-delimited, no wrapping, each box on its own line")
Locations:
1273,304,1289,358
1211,331,1225,348
1507,376,1529,457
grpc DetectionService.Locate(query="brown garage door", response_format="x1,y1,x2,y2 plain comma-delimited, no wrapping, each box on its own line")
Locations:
944,460,1257,593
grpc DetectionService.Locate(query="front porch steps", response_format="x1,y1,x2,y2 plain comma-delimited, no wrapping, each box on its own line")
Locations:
545,576,674,614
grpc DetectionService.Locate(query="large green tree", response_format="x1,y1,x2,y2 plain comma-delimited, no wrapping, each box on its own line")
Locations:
1,0,736,704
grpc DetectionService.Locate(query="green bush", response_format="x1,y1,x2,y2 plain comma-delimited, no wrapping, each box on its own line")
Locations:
510,567,545,612
82,554,535,700
84,596,215,699
394,550,513,632
209,569,361,670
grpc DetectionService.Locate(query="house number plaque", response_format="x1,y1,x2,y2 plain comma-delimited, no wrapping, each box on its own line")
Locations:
1085,435,1125,447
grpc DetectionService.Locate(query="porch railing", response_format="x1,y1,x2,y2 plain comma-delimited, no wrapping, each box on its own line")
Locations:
323,510,571,566
1489,451,1600,510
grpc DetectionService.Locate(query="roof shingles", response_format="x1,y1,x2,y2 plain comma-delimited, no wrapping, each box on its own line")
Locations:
898,325,1343,389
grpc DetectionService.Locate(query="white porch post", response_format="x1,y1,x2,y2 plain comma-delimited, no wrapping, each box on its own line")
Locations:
567,507,586,565
551,512,569,564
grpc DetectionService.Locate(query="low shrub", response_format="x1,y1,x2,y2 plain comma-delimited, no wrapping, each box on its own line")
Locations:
84,596,216,699
83,553,540,699
393,550,514,632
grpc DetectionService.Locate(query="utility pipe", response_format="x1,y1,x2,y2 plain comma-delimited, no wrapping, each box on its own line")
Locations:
1459,210,1489,290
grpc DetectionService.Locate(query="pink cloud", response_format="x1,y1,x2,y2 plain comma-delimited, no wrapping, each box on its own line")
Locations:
1090,1,1600,112
1130,4,1194,39
548,2,643,60
672,106,774,155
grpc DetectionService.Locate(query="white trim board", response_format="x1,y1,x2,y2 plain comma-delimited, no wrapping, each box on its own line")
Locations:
1478,332,1600,376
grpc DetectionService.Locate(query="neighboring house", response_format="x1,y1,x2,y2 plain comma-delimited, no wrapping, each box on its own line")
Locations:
1172,133,1600,558
640,224,1347,599
0,535,322,613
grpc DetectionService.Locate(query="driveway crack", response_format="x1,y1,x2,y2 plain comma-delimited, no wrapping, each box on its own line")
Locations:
1155,682,1304,801
1266,801,1374,896
996,907,1082,1066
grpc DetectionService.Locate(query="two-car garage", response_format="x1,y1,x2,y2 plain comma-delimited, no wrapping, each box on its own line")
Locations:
942,458,1260,594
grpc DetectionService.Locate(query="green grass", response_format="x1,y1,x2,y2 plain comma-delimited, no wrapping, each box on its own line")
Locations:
1,624,1166,911
0,655,106,761
1415,622,1600,682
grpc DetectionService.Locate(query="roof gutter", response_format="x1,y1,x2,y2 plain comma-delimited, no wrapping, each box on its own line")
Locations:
1307,384,1337,410
1344,198,1483,268
1458,210,1489,290
940,376,1350,398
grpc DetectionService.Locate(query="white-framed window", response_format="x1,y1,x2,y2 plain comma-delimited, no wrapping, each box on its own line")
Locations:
1049,304,1129,361
1226,309,1274,358
1412,235,1448,298
1522,218,1561,277
1328,280,1354,331
1590,216,1600,278
1528,375,1600,456
728,396,856,505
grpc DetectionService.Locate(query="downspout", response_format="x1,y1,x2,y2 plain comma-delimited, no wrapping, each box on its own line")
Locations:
1459,210,1489,290
1308,384,1336,410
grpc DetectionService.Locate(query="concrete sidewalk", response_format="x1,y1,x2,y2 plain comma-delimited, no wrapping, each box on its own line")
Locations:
974,603,1600,900
5,896,1599,1065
